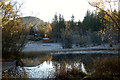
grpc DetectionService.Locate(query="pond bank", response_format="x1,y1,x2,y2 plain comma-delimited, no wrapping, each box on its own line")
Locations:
2,60,17,72
22,43,119,55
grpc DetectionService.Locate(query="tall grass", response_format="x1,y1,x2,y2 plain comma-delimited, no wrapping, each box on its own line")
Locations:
92,56,120,79
2,66,28,79
54,60,87,80
54,56,120,80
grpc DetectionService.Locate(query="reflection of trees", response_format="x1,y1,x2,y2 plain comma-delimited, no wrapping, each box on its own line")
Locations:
52,54,117,73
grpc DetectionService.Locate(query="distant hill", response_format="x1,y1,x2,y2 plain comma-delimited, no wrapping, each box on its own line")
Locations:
21,16,49,31
22,16,42,27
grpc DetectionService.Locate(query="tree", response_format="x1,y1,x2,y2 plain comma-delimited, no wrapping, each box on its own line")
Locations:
89,0,120,44
51,14,59,42
77,20,82,28
81,10,104,45
61,28,73,48
51,13,65,42
29,27,35,35
69,15,75,29
58,14,66,29
83,11,91,31
83,10,102,32
2,1,27,59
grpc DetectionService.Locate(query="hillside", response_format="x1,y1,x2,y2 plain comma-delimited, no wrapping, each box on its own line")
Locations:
20,16,52,37
21,16,49,31
22,16,42,27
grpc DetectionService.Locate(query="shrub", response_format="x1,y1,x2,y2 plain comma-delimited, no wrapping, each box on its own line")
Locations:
55,61,87,80
90,32,102,45
55,68,87,80
61,29,73,48
92,56,120,79
73,34,87,47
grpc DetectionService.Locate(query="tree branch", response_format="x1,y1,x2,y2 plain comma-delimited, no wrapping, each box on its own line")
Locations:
89,2,120,30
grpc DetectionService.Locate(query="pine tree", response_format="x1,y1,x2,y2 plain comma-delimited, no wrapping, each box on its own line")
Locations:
69,15,75,29
51,14,65,42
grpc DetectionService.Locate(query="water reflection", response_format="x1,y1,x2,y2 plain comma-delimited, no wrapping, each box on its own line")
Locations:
24,61,55,78
24,61,87,78
81,63,87,73
22,53,117,78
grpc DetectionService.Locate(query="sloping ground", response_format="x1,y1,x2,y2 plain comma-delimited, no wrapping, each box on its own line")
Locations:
22,16,42,27
2,60,17,72
22,43,120,54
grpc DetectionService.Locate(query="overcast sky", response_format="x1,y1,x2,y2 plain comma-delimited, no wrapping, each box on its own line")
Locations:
13,0,96,22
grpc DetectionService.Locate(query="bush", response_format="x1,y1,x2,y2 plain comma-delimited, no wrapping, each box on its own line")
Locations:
55,61,87,80
73,34,87,47
90,32,102,45
92,56,120,79
61,30,73,48
55,68,87,80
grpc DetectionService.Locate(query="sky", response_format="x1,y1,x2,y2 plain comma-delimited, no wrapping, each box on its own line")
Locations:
13,0,96,22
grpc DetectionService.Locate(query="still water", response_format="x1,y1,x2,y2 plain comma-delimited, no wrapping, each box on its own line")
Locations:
22,53,117,78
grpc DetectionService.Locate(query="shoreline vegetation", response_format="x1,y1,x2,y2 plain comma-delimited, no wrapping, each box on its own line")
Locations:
54,56,120,80
2,55,119,79
2,0,120,79
2,43,119,79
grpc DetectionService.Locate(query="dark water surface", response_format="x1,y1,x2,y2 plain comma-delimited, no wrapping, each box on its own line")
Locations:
22,52,118,78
